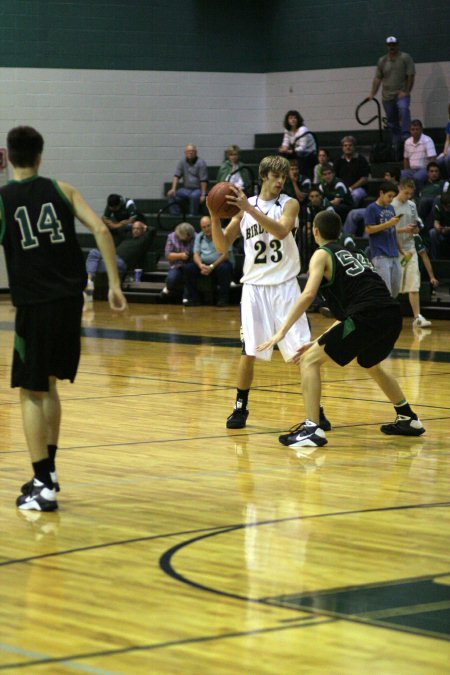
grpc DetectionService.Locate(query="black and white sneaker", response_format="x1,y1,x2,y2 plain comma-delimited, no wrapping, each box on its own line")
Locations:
226,407,249,429
380,415,425,437
21,471,60,494
279,420,328,448
319,406,332,432
16,479,58,511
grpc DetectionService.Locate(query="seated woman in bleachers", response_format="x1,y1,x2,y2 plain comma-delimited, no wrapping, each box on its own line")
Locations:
161,222,196,302
216,145,252,195
313,148,332,185
279,110,317,178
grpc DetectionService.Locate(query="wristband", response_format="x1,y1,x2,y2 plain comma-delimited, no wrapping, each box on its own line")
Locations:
209,264,214,269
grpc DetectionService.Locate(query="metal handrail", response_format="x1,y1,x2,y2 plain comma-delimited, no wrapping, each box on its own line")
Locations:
355,97,385,142
157,202,187,230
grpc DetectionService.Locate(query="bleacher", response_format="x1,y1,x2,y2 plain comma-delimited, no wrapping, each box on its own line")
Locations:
79,128,450,316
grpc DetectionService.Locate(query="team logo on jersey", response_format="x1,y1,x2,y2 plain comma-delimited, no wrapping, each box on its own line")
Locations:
245,222,265,240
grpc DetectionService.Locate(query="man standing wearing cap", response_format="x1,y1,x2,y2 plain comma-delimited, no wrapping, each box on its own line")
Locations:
369,37,415,150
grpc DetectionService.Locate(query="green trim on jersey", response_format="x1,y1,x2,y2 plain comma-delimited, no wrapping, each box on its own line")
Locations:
0,196,5,244
14,333,26,362
52,180,75,215
342,317,356,339
319,244,336,288
8,174,40,185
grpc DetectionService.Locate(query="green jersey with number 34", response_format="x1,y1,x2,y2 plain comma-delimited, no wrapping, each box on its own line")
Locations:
319,241,398,321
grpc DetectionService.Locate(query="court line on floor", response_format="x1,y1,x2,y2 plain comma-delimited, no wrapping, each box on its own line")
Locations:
159,518,450,643
2,320,450,363
0,616,335,671
1,501,448,569
1,412,449,457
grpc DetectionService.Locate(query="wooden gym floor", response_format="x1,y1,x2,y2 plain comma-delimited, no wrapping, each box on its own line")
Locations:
0,296,449,674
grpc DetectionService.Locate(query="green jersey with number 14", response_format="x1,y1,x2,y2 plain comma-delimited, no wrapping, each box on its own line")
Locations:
0,175,86,306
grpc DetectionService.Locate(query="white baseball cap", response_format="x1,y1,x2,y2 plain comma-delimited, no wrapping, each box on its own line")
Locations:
386,36,398,44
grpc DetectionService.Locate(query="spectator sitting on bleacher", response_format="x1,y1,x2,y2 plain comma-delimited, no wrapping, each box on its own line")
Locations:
161,222,196,302
319,164,354,220
301,189,327,271
216,145,252,195
418,162,449,231
313,148,331,185
102,193,138,243
429,192,450,260
306,189,328,228
401,120,437,192
437,103,450,179
283,160,311,224
343,207,368,238
279,110,317,178
85,221,155,291
393,178,437,328
166,144,208,216
183,216,234,307
333,136,371,207
383,168,400,186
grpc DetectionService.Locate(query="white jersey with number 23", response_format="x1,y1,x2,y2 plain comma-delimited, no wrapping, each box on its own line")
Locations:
240,193,300,285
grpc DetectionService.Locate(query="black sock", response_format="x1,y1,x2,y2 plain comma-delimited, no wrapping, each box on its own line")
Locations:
48,444,58,472
235,388,249,410
394,402,417,420
32,458,53,488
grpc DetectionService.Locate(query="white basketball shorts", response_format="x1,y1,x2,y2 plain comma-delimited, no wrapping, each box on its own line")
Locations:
401,251,421,293
240,280,311,361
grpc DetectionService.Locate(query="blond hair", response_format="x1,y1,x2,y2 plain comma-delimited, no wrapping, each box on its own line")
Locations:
258,155,290,181
226,144,240,158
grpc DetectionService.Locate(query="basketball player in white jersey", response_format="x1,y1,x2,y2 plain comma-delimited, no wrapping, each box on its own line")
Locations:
208,155,330,430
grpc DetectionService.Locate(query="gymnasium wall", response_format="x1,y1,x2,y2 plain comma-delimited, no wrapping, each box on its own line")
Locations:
0,1,448,216
0,67,267,211
1,1,447,72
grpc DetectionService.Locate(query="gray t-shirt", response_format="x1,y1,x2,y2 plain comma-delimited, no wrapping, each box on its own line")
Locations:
174,157,208,189
392,197,423,253
375,51,415,100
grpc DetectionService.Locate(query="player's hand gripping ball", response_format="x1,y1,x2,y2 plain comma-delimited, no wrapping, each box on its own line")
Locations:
207,182,240,218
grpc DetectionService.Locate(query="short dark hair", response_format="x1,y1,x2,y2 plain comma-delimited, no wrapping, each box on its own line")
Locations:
321,164,334,174
384,167,400,182
7,126,44,167
107,194,122,208
380,181,398,194
283,110,303,130
426,161,440,172
410,119,423,128
314,210,342,240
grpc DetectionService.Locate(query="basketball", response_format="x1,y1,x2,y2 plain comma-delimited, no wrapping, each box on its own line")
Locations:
207,182,240,218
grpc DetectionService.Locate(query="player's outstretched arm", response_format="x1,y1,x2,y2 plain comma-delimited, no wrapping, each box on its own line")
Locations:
257,249,328,352
59,181,127,312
